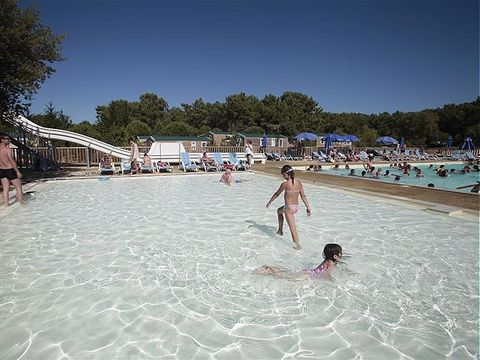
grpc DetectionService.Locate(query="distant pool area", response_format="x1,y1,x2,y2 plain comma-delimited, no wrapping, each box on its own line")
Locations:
296,162,480,193
0,174,478,359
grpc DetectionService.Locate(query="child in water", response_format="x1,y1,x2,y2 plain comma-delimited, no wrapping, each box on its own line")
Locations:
256,243,343,279
266,165,312,250
220,168,234,186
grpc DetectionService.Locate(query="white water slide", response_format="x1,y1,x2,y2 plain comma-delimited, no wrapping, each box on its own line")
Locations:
9,115,131,159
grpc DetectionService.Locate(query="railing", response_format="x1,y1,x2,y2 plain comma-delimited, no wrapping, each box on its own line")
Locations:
14,145,479,166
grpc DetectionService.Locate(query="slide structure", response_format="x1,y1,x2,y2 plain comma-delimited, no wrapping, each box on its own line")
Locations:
7,115,130,159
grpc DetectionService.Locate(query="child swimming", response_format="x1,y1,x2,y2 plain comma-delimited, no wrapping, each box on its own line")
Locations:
266,165,312,250
256,243,343,279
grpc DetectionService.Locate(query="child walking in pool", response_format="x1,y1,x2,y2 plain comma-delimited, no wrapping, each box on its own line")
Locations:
256,244,343,278
266,165,312,250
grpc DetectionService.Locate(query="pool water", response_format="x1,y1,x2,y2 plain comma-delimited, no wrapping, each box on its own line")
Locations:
0,174,478,359
314,163,479,192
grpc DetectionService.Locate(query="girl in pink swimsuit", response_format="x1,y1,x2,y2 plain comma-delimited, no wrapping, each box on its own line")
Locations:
266,165,311,249
256,244,343,279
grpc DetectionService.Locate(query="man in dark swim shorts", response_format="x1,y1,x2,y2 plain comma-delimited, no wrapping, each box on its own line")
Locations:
0,135,24,207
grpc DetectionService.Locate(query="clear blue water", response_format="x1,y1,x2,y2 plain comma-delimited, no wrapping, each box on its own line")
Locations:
0,174,478,359
310,163,479,193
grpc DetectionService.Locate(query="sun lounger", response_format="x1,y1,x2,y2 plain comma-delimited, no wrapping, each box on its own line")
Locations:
121,160,132,174
180,152,200,172
99,160,115,175
358,151,369,161
229,153,248,171
154,161,172,173
214,152,234,171
140,161,155,173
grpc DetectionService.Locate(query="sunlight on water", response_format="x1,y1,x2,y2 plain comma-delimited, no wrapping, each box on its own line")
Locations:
0,174,478,359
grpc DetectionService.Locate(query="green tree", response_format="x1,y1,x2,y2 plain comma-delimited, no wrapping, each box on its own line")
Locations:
69,121,101,140
125,120,151,139
30,102,72,129
160,121,197,136
0,0,64,118
131,93,168,130
357,126,378,146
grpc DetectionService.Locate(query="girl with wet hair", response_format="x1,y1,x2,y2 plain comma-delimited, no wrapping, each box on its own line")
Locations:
256,244,343,279
266,165,311,250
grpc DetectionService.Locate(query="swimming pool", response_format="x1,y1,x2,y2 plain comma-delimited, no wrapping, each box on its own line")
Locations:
0,174,478,359
301,163,480,193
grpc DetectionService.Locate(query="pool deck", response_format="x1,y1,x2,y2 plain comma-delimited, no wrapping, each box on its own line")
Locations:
3,162,479,217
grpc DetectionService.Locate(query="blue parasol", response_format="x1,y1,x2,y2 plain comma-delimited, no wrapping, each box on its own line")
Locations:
376,136,398,145
446,135,453,148
461,137,474,150
294,132,318,141
261,131,267,148
343,134,359,142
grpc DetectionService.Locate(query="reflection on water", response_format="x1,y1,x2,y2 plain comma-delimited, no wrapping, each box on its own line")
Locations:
0,175,478,359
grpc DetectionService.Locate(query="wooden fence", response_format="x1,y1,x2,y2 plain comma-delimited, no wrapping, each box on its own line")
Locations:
12,145,479,167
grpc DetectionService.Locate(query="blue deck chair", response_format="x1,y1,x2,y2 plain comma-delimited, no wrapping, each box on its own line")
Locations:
180,152,199,172
229,153,247,171
465,151,475,160
121,160,133,174
265,152,275,161
214,152,234,171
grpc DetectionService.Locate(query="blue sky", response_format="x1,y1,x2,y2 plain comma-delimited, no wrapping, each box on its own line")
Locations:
22,0,478,123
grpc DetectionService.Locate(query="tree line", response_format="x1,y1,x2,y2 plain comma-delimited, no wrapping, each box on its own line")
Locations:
1,0,478,149
27,94,480,148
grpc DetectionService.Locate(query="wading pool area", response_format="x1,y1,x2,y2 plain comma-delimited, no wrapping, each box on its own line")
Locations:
0,173,478,359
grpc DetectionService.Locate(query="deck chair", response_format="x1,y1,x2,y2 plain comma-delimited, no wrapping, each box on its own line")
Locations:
214,153,234,171
121,160,132,174
99,156,115,175
358,151,369,161
155,161,172,173
140,161,155,173
201,160,218,172
180,152,199,172
272,152,283,161
229,153,248,171
465,151,476,161
336,152,347,161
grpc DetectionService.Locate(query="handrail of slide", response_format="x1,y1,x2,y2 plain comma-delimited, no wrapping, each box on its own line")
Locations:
8,115,130,159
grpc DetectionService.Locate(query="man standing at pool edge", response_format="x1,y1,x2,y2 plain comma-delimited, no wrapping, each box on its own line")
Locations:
0,135,24,207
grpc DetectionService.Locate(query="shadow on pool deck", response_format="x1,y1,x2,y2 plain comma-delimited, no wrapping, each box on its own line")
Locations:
12,163,479,215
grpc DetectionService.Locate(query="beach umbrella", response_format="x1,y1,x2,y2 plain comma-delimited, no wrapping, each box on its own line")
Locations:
261,131,267,148
461,137,475,150
376,136,398,145
330,134,345,142
343,134,359,142
323,134,333,150
294,132,318,141
446,135,453,148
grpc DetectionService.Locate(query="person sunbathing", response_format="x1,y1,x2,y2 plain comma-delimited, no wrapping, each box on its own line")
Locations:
143,153,152,167
100,156,112,169
200,152,214,165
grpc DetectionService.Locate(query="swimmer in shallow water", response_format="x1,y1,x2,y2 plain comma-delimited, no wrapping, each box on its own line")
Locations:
256,244,343,279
